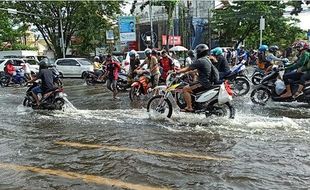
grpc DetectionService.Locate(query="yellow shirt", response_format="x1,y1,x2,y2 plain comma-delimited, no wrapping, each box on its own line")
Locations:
93,62,102,70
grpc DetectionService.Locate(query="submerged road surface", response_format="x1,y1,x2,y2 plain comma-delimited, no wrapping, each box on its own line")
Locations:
0,79,309,189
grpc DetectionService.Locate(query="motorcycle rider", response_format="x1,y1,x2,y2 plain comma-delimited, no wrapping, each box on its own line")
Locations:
176,44,219,112
159,50,174,80
257,44,271,71
139,49,160,88
93,56,103,79
185,50,196,67
281,41,310,98
238,45,248,64
210,47,231,79
105,54,121,100
128,51,140,80
265,45,288,73
27,59,57,106
4,60,16,83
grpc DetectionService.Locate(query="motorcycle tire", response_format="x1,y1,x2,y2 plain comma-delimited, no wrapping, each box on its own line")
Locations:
23,97,33,107
129,86,140,102
147,95,173,118
251,73,264,85
250,87,271,106
231,77,250,96
205,100,235,119
85,77,94,86
53,98,65,110
0,77,9,87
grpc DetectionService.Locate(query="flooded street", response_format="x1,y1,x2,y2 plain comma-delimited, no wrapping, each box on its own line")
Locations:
0,79,309,190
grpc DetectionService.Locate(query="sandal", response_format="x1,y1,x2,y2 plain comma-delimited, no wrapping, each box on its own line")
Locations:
292,91,303,99
180,108,194,113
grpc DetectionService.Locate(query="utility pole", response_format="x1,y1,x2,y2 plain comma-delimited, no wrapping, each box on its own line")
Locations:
259,16,265,46
208,8,211,49
149,0,154,48
59,9,65,58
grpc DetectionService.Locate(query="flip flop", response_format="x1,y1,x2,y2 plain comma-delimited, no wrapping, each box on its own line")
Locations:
180,108,194,113
293,91,303,99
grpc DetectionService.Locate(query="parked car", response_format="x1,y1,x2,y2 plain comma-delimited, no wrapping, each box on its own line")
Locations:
0,58,39,74
22,58,40,73
54,58,94,78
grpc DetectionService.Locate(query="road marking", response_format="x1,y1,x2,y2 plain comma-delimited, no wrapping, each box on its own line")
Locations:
55,141,232,161
0,163,170,190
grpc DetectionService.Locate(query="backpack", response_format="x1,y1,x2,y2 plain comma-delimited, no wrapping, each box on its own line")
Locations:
201,57,219,83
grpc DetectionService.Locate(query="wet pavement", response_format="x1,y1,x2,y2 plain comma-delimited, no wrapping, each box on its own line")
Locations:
0,78,309,190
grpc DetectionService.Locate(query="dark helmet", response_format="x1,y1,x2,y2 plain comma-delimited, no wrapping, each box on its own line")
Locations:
194,44,209,58
6,59,13,66
39,58,49,69
269,45,279,53
151,49,157,56
144,49,151,56
129,51,136,58
187,50,194,57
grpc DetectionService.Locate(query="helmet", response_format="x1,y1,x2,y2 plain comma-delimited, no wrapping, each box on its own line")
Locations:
144,49,151,56
151,49,157,55
187,50,194,57
39,58,49,68
258,45,268,52
269,45,279,53
292,41,309,51
210,47,223,56
194,44,209,58
6,60,13,65
94,56,100,61
129,51,136,58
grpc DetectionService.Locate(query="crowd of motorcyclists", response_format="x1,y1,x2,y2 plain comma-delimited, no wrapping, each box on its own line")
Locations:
1,39,309,112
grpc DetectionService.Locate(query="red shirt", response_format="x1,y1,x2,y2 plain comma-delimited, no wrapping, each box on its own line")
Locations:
6,64,15,75
106,61,120,80
160,57,173,79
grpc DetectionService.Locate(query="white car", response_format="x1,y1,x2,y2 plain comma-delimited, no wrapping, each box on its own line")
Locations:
0,58,39,74
54,58,94,78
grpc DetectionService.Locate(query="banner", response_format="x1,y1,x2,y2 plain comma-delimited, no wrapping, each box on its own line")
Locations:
106,30,114,40
119,16,136,42
162,35,181,46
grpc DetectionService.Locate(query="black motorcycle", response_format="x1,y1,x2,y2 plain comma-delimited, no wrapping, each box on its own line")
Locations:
23,83,67,110
250,66,310,105
84,70,106,85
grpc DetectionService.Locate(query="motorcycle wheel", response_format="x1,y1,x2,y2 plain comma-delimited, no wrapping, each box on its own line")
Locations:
231,77,250,96
129,86,141,102
53,98,65,110
251,73,264,85
147,95,173,118
85,77,94,86
0,77,9,87
250,88,270,105
205,100,235,119
175,92,186,109
23,97,33,107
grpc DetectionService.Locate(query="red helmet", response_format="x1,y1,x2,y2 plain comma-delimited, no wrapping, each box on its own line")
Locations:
292,41,309,51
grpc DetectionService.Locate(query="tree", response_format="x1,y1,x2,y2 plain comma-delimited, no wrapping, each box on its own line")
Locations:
7,1,122,58
140,0,179,50
212,1,305,49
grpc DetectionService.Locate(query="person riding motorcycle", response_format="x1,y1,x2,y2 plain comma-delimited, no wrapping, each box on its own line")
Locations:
159,50,174,80
128,51,140,80
139,49,160,88
210,47,231,79
238,45,248,64
27,59,57,106
176,44,219,112
93,56,103,79
4,60,16,83
281,41,310,98
257,45,270,71
265,45,289,73
105,54,121,100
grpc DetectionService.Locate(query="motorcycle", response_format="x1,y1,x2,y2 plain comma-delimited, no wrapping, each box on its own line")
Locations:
117,71,129,92
250,66,265,85
23,82,67,110
222,60,251,96
49,65,63,87
0,69,27,87
129,69,165,101
84,69,106,86
250,65,310,105
147,73,235,119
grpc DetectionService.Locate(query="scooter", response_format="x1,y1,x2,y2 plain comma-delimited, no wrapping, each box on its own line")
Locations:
0,69,27,87
250,65,310,105
23,82,67,110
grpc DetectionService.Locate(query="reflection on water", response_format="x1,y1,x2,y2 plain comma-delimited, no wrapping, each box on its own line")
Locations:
0,79,309,189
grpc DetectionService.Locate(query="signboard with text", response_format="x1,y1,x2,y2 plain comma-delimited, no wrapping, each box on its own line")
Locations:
162,35,182,46
119,16,136,42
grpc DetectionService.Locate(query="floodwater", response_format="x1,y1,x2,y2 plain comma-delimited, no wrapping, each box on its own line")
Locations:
0,78,309,190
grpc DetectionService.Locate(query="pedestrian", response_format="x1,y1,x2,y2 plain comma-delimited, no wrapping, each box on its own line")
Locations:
105,54,121,100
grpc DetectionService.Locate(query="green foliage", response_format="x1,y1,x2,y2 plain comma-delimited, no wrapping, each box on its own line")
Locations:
212,1,305,49
6,1,122,58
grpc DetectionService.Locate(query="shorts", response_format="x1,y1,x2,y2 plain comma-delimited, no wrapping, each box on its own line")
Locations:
32,86,43,95
150,74,160,88
190,81,211,94
106,78,117,91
